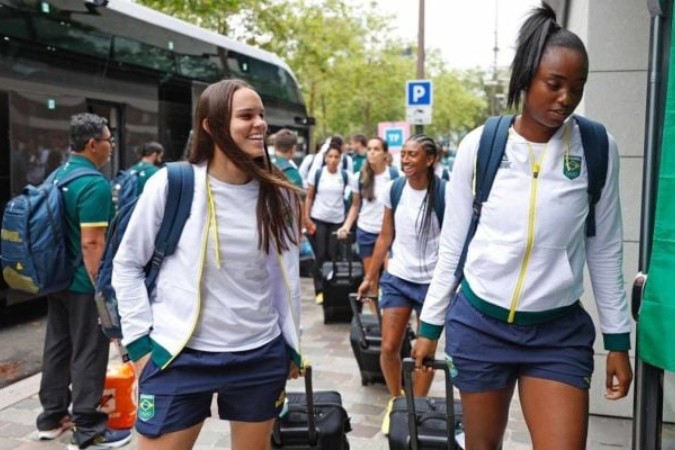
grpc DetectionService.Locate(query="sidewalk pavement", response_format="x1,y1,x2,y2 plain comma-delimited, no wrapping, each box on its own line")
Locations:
0,279,649,449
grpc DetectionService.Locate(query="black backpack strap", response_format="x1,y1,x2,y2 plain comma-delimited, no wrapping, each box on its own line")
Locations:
574,115,609,237
145,162,194,291
434,175,447,227
313,167,322,194
454,115,514,281
340,170,349,189
389,176,406,215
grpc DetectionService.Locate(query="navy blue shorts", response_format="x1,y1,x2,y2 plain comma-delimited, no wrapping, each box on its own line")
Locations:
356,227,378,258
136,334,290,437
445,291,596,392
379,272,430,315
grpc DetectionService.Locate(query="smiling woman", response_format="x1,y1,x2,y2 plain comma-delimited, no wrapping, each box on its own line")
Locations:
355,134,448,434
112,79,304,450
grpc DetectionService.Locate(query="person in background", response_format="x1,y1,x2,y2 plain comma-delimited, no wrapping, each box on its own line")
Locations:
271,128,304,190
305,142,349,304
357,135,447,435
113,79,302,450
338,137,399,312
349,133,368,173
433,144,451,181
36,113,131,450
130,141,164,194
414,4,632,449
308,135,354,176
298,141,321,185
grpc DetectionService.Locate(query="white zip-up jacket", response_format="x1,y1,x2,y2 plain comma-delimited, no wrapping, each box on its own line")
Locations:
419,117,631,351
112,163,302,368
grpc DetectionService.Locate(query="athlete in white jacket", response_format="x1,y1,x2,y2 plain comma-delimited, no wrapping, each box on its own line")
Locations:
413,5,632,450
113,79,302,450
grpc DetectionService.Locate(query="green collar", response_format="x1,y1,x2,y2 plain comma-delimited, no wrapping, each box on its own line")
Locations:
67,154,98,169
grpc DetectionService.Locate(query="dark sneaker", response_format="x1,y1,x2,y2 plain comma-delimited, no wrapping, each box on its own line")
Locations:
67,429,132,449
37,415,73,440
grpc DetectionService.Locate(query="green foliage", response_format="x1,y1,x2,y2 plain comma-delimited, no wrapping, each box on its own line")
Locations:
136,0,490,146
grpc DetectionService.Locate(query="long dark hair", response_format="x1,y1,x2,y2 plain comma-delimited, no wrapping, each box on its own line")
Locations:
188,79,301,254
406,134,440,258
507,2,588,109
360,137,388,202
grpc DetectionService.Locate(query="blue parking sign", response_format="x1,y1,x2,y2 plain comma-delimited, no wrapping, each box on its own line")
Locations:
385,128,404,149
406,80,433,107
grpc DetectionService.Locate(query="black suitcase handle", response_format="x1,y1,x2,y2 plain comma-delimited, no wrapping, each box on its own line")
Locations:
272,365,318,447
402,358,457,450
330,231,355,279
349,293,382,349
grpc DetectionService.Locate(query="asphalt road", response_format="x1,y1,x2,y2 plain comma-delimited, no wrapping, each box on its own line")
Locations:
0,299,47,389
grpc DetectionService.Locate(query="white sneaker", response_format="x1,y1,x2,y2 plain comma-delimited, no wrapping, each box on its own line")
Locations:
37,416,73,440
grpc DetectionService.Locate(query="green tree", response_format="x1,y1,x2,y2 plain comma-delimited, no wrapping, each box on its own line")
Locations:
137,0,252,35
136,0,488,146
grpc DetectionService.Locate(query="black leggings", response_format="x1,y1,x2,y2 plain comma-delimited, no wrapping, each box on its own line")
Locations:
308,218,341,294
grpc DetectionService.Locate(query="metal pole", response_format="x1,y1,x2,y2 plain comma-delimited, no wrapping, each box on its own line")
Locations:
491,0,499,116
415,0,425,135
632,1,666,449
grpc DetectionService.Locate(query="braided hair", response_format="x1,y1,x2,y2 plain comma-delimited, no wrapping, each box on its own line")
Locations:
406,134,440,262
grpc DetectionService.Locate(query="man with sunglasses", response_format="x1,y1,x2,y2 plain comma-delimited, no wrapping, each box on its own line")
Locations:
36,113,131,449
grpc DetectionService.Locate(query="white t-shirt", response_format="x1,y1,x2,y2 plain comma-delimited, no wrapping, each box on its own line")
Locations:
188,176,280,352
383,180,448,284
350,168,397,234
308,166,347,224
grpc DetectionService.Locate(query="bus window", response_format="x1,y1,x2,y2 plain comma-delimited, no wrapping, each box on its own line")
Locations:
33,16,112,60
113,36,176,73
176,53,223,82
9,92,85,194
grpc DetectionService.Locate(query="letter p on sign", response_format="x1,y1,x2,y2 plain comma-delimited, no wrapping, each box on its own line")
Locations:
406,80,432,107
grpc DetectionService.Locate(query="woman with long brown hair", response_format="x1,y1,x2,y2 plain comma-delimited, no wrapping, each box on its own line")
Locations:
113,79,302,450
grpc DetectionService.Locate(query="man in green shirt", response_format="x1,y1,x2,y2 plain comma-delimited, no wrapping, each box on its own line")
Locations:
270,129,304,190
349,133,368,173
36,113,131,449
129,141,164,193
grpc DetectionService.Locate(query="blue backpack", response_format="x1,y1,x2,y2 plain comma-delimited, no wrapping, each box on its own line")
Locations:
95,162,194,340
390,175,447,227
1,167,102,295
453,114,609,281
111,169,141,211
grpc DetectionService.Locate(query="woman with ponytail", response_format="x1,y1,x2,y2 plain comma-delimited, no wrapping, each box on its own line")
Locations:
338,137,399,309
113,79,302,450
414,3,632,449
356,134,448,434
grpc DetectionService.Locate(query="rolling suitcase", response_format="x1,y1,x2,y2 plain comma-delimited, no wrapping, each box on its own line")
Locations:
322,234,363,324
271,366,351,450
348,294,414,386
388,358,464,450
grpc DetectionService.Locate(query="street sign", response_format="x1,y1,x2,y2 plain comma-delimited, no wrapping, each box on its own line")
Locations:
406,80,433,107
405,80,433,125
406,107,432,125
378,121,410,153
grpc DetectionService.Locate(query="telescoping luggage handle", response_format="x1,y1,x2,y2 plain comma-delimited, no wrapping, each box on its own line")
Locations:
330,231,355,280
402,358,457,450
272,365,318,447
349,293,382,348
